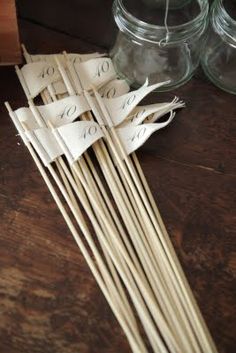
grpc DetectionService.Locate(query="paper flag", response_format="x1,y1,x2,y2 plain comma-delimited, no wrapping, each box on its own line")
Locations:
101,81,169,127
8,110,29,145
56,121,104,165
30,52,105,65
14,107,40,130
67,53,106,64
21,62,61,98
74,58,116,90
52,79,68,95
116,114,175,156
99,79,130,98
122,98,185,126
35,95,90,127
145,106,180,124
26,128,63,166
27,52,106,96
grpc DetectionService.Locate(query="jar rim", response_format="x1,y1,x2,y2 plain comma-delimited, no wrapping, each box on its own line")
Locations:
212,0,236,45
218,0,236,25
115,0,209,40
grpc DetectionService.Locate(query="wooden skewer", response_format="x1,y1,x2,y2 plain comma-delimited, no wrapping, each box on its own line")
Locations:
18,50,80,212
19,45,216,352
6,101,147,353
58,53,195,340
86,89,197,353
60,48,214,350
27,88,149,347
20,47,178,352
18,46,157,350
131,152,218,353
60,53,201,346
93,87,217,352
93,87,208,351
92,87,217,353
56,53,191,352
27,75,148,335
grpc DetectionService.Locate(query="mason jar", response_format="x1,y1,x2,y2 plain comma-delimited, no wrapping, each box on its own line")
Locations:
201,0,236,95
110,0,209,91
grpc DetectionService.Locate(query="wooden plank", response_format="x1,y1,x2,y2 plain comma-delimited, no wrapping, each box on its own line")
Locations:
0,0,21,65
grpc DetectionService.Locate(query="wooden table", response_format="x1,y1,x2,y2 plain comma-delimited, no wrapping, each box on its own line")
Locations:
0,15,235,353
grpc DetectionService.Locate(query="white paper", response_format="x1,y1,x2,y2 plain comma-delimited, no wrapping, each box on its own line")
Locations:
30,54,60,63
67,53,106,64
122,98,185,126
14,107,40,130
21,62,61,98
30,53,72,95
36,95,90,127
56,121,104,164
74,58,116,90
102,81,169,127
30,52,105,65
145,101,185,124
117,114,175,156
26,128,63,166
98,79,130,98
9,111,29,145
53,79,68,95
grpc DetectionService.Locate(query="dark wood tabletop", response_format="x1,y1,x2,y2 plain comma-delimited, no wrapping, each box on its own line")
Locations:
0,3,236,353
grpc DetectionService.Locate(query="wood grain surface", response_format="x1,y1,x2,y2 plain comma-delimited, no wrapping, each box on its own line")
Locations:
0,13,235,353
0,0,21,65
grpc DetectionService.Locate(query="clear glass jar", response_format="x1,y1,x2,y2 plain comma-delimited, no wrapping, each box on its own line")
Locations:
201,0,236,95
110,0,209,91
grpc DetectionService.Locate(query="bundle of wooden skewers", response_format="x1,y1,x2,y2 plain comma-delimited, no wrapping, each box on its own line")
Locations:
5,44,218,353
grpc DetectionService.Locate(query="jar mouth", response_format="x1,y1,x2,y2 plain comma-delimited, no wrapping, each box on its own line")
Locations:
114,0,209,44
213,0,236,46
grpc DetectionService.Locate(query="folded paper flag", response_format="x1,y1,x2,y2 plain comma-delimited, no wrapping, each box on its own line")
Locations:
26,128,63,166
99,79,130,98
20,61,61,98
117,115,175,155
56,121,104,165
101,81,170,127
73,57,116,90
35,95,90,127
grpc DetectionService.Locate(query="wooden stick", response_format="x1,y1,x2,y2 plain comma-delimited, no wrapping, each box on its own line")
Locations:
93,87,217,353
6,101,145,353
60,53,199,352
19,46,156,350
48,55,182,350
24,46,216,352
21,47,179,352
85,93,198,347
131,152,218,353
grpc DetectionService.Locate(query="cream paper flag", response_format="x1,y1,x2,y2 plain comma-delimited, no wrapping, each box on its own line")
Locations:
29,52,105,65
8,109,29,145
99,79,130,98
33,95,90,127
116,113,175,156
122,97,185,126
25,128,63,166
55,121,104,165
20,62,61,98
145,106,181,124
74,58,116,90
52,80,68,95
68,53,106,64
101,81,170,127
14,107,40,131
27,53,106,96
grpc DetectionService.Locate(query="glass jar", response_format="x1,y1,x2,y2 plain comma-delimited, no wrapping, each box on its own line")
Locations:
201,0,236,95
110,0,209,91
